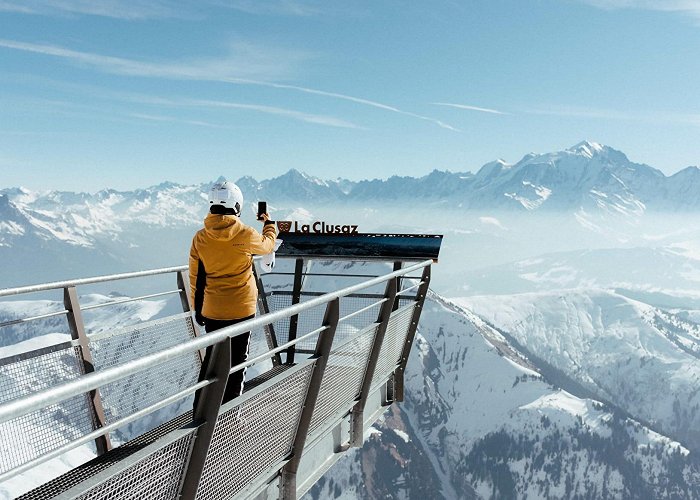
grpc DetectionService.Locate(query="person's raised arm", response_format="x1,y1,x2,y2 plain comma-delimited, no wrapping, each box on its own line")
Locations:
248,213,277,255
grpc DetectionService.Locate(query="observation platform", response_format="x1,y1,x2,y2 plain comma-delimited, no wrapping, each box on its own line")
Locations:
0,232,441,499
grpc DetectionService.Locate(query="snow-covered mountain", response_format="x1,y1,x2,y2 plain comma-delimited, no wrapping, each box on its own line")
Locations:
234,140,700,213
308,291,700,499
2,140,700,290
442,247,700,297
4,141,700,499
6,285,700,500
1,142,699,242
456,289,700,450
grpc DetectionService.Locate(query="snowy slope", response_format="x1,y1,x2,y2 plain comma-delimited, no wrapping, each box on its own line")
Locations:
441,246,700,297
0,294,187,499
310,293,700,499
4,270,700,498
456,289,700,450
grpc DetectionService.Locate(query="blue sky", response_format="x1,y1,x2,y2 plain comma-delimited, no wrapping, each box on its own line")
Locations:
1,0,699,191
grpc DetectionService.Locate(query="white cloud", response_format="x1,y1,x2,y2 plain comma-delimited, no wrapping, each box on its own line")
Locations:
433,102,508,115
0,39,458,132
220,0,322,16
522,104,700,126
524,105,634,120
257,83,460,131
0,0,181,20
126,113,227,128
0,39,306,81
576,0,700,20
176,98,361,128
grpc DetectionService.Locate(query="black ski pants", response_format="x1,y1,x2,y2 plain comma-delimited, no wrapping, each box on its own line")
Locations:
193,315,254,410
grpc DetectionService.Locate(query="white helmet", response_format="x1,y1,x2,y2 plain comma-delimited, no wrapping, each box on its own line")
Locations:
209,180,243,215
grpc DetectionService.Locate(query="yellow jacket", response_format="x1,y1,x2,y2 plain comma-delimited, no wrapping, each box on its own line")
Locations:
189,214,276,320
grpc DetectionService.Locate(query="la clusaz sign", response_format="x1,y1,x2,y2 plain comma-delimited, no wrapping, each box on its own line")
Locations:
276,220,359,235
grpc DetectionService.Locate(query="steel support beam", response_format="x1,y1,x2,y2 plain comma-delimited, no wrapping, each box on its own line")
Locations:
178,339,231,499
280,298,339,499
177,271,204,363
63,287,112,455
253,265,282,367
285,258,305,365
393,265,431,402
349,278,398,447
392,261,402,312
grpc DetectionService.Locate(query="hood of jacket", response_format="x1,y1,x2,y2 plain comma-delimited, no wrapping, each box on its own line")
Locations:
203,213,244,241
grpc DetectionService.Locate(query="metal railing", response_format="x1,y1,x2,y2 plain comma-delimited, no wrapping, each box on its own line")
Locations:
0,258,432,499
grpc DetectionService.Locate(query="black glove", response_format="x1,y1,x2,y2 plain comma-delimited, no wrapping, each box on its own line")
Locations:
195,311,206,326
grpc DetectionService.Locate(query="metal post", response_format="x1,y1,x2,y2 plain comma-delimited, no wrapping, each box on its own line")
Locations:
177,271,199,334
177,271,204,363
286,258,305,365
280,298,339,499
63,287,112,455
392,262,402,312
393,265,431,402
178,339,231,499
349,277,398,447
253,265,282,367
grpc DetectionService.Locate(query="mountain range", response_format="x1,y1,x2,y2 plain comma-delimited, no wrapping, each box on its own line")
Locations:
307,277,700,499
4,265,700,499
3,141,700,498
2,141,700,227
2,140,699,289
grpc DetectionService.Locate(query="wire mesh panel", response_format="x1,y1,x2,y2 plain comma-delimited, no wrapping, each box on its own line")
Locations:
265,293,383,352
371,303,415,388
18,411,194,500
87,314,200,428
196,363,314,500
75,431,195,500
308,324,378,436
0,343,95,474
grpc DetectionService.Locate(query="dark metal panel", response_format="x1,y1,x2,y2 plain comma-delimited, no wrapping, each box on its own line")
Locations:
280,298,340,499
285,258,305,365
178,339,231,499
349,278,397,447
276,233,443,261
177,271,204,363
64,287,112,455
253,265,282,367
393,265,431,402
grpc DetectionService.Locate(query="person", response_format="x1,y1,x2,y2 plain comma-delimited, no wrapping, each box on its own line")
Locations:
189,179,276,405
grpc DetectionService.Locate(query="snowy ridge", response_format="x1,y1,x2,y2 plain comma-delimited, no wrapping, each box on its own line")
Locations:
310,290,700,499
2,265,700,498
456,288,700,450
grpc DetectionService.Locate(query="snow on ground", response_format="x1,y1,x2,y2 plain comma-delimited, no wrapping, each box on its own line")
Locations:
454,289,700,449
0,446,95,500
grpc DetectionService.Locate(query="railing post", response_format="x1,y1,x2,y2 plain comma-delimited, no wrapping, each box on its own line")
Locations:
178,339,231,499
253,265,282,367
349,277,398,447
63,286,112,455
177,271,199,334
392,262,402,311
177,271,204,363
280,298,339,499
393,264,431,402
286,258,305,365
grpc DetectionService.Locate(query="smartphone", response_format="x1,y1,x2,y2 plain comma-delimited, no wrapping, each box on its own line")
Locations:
257,201,267,220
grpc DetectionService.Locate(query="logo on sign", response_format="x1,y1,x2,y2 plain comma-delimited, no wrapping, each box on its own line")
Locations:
277,221,359,235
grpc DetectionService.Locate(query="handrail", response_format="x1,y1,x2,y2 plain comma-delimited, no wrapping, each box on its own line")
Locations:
80,289,183,311
0,256,272,298
0,265,188,298
0,379,212,482
0,259,432,425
